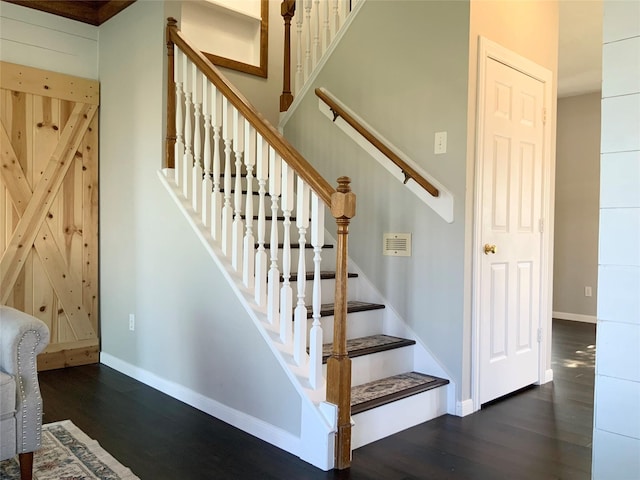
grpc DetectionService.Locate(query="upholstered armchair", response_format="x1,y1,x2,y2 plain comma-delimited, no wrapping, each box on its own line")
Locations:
0,306,50,480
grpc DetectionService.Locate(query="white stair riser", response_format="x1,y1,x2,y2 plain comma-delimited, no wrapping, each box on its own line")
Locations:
288,277,361,305
318,309,384,344
321,346,414,387
351,385,448,450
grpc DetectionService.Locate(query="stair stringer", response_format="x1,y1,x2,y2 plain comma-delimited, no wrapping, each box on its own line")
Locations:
323,230,457,418
158,169,337,471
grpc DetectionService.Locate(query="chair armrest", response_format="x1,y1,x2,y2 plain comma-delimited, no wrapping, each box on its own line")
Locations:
0,306,50,454
0,306,50,377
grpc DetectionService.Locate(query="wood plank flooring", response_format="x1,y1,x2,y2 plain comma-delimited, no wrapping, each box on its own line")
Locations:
37,319,595,479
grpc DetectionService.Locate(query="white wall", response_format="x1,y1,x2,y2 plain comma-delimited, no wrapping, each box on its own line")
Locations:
0,1,98,79
554,93,601,322
593,2,640,478
98,0,301,438
284,0,471,400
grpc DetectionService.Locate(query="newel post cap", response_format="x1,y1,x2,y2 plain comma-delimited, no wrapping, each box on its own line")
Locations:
331,176,356,219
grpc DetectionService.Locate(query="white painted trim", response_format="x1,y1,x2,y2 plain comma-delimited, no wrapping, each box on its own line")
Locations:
471,36,554,412
279,0,367,128
456,398,475,417
317,88,454,223
553,311,597,324
100,352,301,455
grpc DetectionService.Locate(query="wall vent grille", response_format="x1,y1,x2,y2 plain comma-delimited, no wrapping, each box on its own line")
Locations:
383,233,411,257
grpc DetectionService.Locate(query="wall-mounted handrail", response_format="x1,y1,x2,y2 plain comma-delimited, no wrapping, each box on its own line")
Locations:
315,88,440,198
166,18,354,470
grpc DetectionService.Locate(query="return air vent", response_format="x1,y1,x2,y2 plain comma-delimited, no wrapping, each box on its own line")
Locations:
383,233,411,257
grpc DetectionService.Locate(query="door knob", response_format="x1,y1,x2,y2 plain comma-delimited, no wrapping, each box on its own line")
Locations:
484,244,497,255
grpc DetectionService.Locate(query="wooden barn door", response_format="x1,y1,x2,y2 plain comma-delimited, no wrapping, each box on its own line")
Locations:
0,62,99,370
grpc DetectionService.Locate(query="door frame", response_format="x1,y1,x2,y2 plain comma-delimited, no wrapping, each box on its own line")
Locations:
471,37,555,412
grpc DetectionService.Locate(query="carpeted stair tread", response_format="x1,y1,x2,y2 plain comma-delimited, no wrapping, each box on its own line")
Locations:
321,334,415,363
306,300,385,319
281,271,358,282
351,372,449,415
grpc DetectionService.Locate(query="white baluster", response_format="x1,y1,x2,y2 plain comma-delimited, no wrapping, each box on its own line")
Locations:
231,108,245,272
304,0,312,82
192,64,203,214
211,87,223,241
294,178,310,366
182,57,194,201
323,0,331,52
341,0,349,23
221,98,233,256
279,163,295,345
313,0,321,67
309,193,325,389
201,77,213,227
295,0,304,95
174,47,185,187
267,148,282,326
333,0,340,38
254,136,269,307
243,120,256,289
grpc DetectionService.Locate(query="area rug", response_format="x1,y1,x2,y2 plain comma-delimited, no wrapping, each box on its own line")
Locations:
0,420,139,480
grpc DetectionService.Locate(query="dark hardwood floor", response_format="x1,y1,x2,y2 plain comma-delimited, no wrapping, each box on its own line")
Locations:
38,319,595,479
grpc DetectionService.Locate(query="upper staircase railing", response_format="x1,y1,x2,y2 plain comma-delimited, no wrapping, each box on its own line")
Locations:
165,18,354,470
280,0,355,111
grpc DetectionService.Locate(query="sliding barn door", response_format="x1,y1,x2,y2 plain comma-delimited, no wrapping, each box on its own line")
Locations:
0,62,99,370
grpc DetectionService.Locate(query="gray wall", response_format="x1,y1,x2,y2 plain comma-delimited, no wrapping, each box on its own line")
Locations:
553,93,601,321
284,0,471,397
97,0,301,436
592,2,640,478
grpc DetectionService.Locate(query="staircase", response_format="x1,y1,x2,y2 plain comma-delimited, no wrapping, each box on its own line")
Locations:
162,12,451,471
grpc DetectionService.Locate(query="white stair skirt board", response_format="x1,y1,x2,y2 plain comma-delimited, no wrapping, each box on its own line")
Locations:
552,311,597,324
317,88,454,223
351,384,448,449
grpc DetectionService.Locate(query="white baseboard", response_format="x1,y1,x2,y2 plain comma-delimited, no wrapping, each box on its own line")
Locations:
456,399,475,417
553,311,597,324
100,353,301,456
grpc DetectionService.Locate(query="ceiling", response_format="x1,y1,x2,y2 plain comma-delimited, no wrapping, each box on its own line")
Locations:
5,0,602,97
3,0,135,26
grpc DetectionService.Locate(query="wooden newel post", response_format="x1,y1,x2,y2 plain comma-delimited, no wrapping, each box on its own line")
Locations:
280,0,296,112
327,176,356,470
166,17,177,169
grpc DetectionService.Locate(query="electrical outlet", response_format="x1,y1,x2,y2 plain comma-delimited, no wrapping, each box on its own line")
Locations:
585,286,592,297
129,314,135,331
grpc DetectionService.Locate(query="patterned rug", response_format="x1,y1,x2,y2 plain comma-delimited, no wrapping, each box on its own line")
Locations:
0,420,138,480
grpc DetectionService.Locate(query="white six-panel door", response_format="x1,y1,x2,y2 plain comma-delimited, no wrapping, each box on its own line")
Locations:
478,57,545,404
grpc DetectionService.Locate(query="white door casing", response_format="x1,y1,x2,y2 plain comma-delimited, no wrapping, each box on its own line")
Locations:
472,37,554,408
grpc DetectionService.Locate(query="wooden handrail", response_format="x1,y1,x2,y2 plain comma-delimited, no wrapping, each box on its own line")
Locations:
315,88,440,198
167,19,334,206
166,18,354,470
